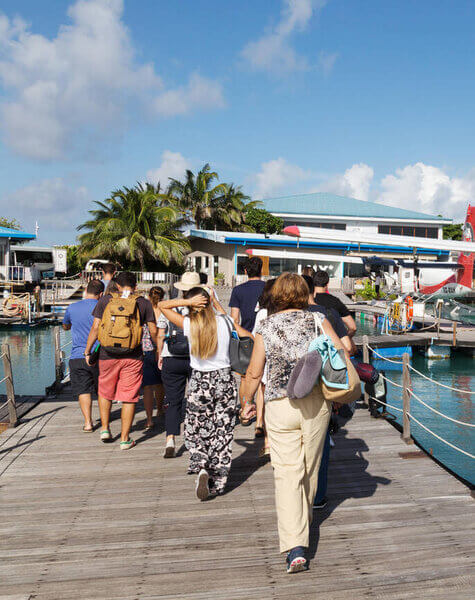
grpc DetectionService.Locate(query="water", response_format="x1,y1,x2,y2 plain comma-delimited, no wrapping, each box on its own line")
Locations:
0,321,473,484
358,316,474,485
0,327,71,396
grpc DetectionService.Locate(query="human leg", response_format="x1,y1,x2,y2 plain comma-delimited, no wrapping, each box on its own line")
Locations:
78,394,93,430
97,360,118,437
184,370,214,475
162,357,190,440
120,402,136,442
255,383,265,435
265,397,309,553
143,385,155,428
206,369,238,494
299,390,331,520
114,358,143,444
314,429,331,506
70,358,96,430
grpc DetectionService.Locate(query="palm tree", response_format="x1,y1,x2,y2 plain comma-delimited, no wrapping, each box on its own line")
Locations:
200,184,262,231
167,163,228,229
77,183,190,269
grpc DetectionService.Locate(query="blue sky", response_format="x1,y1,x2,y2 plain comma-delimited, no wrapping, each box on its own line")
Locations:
0,0,474,245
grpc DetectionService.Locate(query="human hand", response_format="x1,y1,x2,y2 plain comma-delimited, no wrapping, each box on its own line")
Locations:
241,401,256,420
85,354,92,366
188,294,208,309
158,355,163,370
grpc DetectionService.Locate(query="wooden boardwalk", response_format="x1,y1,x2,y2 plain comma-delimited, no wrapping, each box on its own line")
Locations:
0,390,473,600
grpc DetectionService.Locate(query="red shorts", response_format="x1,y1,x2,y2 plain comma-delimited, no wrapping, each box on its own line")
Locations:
98,358,143,403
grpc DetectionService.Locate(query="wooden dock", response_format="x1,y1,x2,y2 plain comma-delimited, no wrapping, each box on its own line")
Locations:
0,389,473,599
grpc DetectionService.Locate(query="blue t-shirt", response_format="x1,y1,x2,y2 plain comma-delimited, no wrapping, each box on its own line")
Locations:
229,279,265,331
63,298,98,360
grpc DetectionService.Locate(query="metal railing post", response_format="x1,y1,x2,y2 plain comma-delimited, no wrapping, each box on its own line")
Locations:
363,335,369,406
2,344,17,426
402,352,412,444
54,326,63,384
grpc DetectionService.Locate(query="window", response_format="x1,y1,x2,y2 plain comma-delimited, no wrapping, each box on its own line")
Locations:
283,220,346,230
378,225,439,238
13,250,53,266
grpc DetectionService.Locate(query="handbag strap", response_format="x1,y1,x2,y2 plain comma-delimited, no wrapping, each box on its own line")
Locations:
220,314,237,337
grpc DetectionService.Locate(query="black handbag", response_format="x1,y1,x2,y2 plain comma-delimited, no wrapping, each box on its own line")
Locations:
221,315,254,375
165,311,189,357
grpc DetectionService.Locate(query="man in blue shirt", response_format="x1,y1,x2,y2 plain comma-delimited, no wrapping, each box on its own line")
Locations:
62,279,104,431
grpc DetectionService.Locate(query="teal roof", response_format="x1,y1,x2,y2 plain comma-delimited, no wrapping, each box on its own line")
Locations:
0,226,36,240
261,192,449,222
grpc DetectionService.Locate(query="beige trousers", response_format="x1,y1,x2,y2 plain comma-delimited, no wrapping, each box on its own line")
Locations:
265,388,331,553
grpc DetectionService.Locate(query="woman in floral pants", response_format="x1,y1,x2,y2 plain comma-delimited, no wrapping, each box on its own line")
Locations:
159,286,251,500
185,368,238,494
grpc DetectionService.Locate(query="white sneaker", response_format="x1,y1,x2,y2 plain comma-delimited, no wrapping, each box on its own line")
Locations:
195,469,209,501
164,438,175,458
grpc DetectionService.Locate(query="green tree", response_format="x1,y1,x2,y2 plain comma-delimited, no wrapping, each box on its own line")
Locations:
167,163,229,229
244,207,284,234
0,217,21,230
443,223,463,240
77,183,190,269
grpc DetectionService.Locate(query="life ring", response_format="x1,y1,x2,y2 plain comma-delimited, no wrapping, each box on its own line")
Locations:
405,296,414,323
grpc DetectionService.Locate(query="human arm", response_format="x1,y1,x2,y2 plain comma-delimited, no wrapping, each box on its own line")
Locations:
62,308,71,331
230,307,240,325
157,327,166,369
342,314,357,338
241,334,266,418
84,318,100,365
158,296,208,330
229,287,241,325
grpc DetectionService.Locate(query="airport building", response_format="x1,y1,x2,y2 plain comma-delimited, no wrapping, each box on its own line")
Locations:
187,192,452,285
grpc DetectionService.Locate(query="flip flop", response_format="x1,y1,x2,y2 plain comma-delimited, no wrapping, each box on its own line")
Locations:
82,426,93,433
119,439,136,450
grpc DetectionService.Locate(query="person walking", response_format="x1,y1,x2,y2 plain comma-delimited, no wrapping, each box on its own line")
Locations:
84,272,157,449
157,272,198,458
62,279,104,432
159,287,251,500
313,270,357,338
229,256,265,414
100,262,117,289
243,273,346,573
142,286,165,431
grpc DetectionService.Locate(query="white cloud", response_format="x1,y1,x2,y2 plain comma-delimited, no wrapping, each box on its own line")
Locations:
380,163,474,221
318,50,338,75
253,157,315,198
146,151,193,187
153,73,225,117
0,0,224,160
320,163,374,201
241,0,328,74
2,178,92,243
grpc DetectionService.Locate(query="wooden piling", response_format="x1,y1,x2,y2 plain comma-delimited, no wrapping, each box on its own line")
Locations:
402,352,412,444
362,334,369,406
452,322,457,347
54,326,63,384
2,343,17,427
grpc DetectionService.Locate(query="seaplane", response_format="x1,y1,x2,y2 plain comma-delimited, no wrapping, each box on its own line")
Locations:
281,205,474,301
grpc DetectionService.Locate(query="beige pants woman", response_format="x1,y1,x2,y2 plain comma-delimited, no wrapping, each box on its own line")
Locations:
265,387,331,553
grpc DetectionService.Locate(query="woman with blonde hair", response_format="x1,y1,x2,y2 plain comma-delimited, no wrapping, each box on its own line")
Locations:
159,288,252,500
243,272,348,573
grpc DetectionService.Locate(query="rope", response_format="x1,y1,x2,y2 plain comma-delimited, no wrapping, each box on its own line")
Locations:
378,372,404,389
408,413,475,459
0,375,9,385
368,395,404,413
409,389,475,427
60,340,72,350
408,363,475,395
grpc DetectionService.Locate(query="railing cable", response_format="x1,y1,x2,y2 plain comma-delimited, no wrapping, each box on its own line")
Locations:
408,413,475,459
409,389,475,427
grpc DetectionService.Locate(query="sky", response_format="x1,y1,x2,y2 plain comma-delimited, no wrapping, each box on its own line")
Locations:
0,0,474,245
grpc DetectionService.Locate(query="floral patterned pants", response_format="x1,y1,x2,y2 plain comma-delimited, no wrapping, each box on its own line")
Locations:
184,368,238,494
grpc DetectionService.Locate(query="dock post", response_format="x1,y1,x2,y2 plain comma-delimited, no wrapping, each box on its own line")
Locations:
2,344,17,427
363,335,369,406
402,352,412,444
54,326,63,384
452,322,457,347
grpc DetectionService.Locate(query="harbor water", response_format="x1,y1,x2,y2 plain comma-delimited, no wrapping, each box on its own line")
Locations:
0,323,473,484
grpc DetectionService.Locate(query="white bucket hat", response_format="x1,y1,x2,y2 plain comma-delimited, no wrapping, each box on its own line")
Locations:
174,271,204,291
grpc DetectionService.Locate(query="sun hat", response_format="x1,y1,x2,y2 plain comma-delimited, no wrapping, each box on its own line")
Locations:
174,272,205,291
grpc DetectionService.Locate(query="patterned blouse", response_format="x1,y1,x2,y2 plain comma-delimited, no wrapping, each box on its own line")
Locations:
256,310,323,403
142,323,155,352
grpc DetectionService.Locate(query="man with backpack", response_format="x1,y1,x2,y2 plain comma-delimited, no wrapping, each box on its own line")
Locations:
84,271,158,449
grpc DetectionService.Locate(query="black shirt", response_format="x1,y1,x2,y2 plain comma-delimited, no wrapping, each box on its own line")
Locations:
229,279,265,331
308,304,348,339
314,293,350,318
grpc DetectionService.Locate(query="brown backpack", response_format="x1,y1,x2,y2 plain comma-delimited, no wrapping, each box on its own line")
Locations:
98,293,143,355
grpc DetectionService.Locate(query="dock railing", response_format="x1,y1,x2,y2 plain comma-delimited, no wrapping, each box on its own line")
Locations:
362,334,475,461
0,344,17,426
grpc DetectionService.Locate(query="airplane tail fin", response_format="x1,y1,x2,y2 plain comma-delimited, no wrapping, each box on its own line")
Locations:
456,205,474,288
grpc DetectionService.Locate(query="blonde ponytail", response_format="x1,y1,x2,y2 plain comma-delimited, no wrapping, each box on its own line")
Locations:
189,304,218,359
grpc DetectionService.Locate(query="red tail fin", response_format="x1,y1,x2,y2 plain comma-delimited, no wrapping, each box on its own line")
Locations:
457,205,474,288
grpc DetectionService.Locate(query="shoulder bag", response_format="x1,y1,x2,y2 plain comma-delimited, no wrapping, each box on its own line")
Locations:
221,315,254,375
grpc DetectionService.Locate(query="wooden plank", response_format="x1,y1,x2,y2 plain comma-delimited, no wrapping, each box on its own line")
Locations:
0,388,473,599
